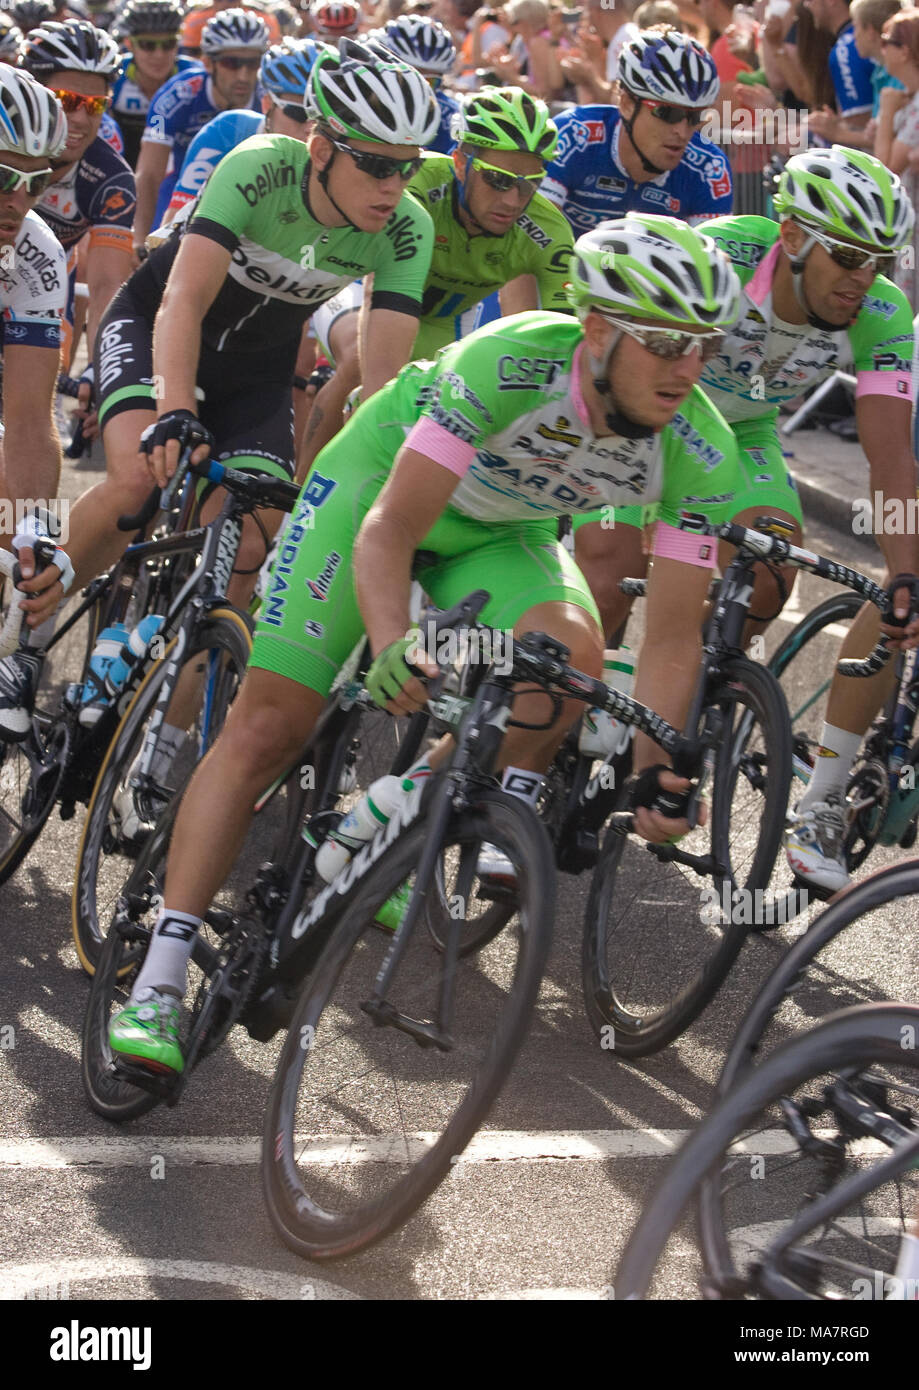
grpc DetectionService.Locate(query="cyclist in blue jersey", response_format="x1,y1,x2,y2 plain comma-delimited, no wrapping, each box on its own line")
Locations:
132,6,269,256
22,20,133,373
372,14,459,155
541,28,732,235
162,37,327,217
111,0,203,168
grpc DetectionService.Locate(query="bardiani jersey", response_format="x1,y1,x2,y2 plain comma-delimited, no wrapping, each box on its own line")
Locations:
350,310,741,525
168,107,264,212
128,134,433,355
142,68,261,227
830,25,874,120
112,53,203,167
35,136,135,256
541,106,733,236
405,152,574,359
0,211,66,352
701,214,914,423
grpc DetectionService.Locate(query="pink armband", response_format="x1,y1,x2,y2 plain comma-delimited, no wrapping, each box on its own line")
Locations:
651,521,718,568
404,417,476,477
855,371,912,401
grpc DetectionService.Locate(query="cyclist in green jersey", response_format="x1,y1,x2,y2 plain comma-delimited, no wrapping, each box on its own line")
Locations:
300,85,575,477
9,40,439,676
107,214,744,1077
573,146,919,895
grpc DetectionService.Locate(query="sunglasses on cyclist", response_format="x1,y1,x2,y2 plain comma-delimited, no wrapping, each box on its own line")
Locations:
0,162,53,197
802,223,896,276
327,137,423,181
215,55,262,71
641,98,708,127
273,98,310,124
51,88,111,116
135,36,180,51
604,315,725,362
470,156,543,196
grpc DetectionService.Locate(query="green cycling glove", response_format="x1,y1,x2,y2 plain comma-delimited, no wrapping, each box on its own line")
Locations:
365,636,422,707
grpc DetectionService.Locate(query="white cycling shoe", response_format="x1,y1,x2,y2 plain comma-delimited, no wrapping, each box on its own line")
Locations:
785,793,851,896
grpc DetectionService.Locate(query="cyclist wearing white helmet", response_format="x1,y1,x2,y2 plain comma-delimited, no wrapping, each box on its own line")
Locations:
542,28,732,236
179,0,283,56
372,14,457,153
0,69,69,737
104,214,746,1078
7,39,437,746
132,6,270,253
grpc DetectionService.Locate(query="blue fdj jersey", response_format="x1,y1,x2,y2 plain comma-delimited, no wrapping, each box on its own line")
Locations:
431,87,459,155
541,106,733,235
143,68,261,226
830,24,874,119
168,107,264,211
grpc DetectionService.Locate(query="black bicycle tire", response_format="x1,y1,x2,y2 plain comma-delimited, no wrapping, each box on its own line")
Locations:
0,715,72,886
768,589,864,682
697,857,919,1288
615,1002,919,1299
262,787,554,1260
710,655,793,894
71,608,252,975
81,918,161,1122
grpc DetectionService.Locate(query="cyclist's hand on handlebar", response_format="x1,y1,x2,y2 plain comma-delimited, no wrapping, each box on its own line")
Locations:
139,409,214,488
881,573,919,651
629,765,708,846
365,636,440,716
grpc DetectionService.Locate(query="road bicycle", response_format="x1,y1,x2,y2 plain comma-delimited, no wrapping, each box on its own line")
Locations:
615,1001,919,1300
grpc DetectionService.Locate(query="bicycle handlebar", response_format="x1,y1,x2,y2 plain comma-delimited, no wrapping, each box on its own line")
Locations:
0,548,23,659
117,451,302,533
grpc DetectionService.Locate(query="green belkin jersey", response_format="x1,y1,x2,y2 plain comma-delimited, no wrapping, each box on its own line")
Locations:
138,133,434,354
349,311,741,525
404,153,575,359
701,214,915,422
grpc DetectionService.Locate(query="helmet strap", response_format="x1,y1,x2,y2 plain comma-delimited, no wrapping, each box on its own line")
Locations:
455,153,500,237
589,331,655,441
315,144,362,231
621,98,668,178
789,235,859,331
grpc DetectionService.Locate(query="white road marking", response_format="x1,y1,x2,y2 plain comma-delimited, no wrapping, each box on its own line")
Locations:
0,1258,361,1300
0,1128,885,1168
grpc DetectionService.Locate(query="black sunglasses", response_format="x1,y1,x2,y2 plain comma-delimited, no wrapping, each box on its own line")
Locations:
327,136,422,181
135,37,179,51
642,97,707,127
215,55,262,71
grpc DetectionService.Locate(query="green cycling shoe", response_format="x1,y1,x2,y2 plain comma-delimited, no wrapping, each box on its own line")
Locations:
109,987,185,1075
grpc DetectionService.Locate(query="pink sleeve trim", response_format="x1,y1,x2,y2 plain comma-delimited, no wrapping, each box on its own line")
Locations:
855,371,913,401
651,521,719,568
404,417,476,478
747,241,782,307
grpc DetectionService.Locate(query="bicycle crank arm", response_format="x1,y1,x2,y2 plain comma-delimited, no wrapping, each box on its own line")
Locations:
647,843,726,878
110,1058,185,1105
360,997,454,1052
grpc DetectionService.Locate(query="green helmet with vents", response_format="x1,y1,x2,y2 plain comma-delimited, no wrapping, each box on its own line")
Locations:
450,86,557,159
567,214,742,329
774,144,915,252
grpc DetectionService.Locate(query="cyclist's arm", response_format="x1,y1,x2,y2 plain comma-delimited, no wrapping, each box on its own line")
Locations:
499,273,539,316
133,140,171,254
632,552,710,777
857,393,919,642
361,306,418,400
86,241,133,363
1,343,61,507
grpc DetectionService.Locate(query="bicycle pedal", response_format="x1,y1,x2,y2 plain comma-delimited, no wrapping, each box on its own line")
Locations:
476,876,519,904
110,1057,181,1101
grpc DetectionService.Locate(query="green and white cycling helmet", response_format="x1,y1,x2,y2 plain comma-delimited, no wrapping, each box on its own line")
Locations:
567,213,742,329
306,36,439,144
450,86,557,159
774,144,915,252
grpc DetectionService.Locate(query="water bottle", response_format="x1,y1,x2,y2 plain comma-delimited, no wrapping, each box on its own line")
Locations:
78,623,130,726
102,614,165,699
314,773,407,883
578,647,636,758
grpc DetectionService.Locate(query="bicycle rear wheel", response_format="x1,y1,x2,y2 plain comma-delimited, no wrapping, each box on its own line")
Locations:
615,1003,919,1299
262,787,554,1260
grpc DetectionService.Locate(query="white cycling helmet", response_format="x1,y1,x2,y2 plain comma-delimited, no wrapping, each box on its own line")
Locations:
774,144,915,252
0,17,24,63
20,18,121,77
0,65,66,156
200,7,271,54
377,14,456,74
617,29,720,108
307,37,439,144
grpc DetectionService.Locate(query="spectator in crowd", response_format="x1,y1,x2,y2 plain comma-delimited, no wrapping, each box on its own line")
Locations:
808,0,903,146
634,1,683,28
696,0,758,82
486,0,564,98
458,2,510,73
806,0,876,132
557,0,641,104
875,6,919,174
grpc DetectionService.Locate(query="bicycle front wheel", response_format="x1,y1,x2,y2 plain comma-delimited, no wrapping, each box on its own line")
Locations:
262,787,554,1260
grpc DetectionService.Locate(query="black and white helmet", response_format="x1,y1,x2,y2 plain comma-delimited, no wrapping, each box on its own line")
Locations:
0,15,24,62
617,29,719,108
377,14,456,74
20,19,122,78
9,0,55,31
0,65,66,155
118,0,184,36
200,7,271,53
307,37,439,144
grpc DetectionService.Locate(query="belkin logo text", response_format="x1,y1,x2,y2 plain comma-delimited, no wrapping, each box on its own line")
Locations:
50,1320,151,1371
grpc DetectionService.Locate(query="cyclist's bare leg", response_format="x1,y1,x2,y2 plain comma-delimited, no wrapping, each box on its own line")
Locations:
574,518,645,642
296,311,360,484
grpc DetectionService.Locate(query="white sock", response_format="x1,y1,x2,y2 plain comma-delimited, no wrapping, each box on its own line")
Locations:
132,908,202,999
402,757,433,790
798,725,862,813
136,722,188,786
501,766,544,805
